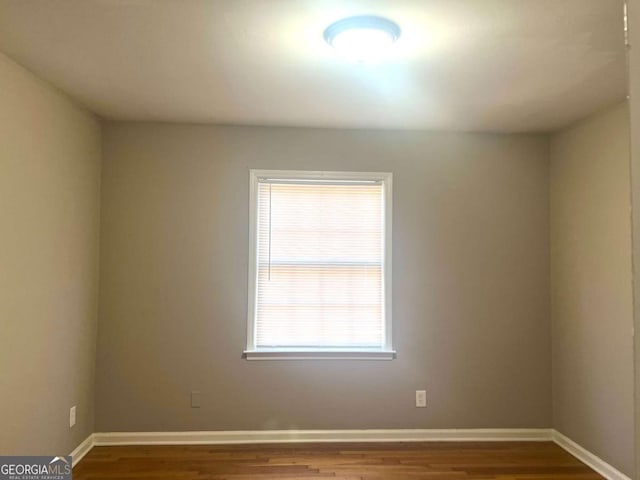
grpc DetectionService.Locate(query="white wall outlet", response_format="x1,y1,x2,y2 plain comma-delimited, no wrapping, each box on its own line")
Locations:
191,391,201,408
69,406,76,428
415,390,427,408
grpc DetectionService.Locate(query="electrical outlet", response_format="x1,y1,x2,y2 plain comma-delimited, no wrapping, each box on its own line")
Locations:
69,406,76,428
191,391,201,408
415,390,426,408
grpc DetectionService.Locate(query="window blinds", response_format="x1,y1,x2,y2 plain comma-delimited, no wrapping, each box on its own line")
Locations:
254,179,386,348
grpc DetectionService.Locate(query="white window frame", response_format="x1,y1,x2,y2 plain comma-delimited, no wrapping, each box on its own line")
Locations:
245,169,394,360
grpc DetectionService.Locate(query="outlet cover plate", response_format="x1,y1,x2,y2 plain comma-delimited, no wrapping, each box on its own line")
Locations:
69,406,76,428
191,391,201,408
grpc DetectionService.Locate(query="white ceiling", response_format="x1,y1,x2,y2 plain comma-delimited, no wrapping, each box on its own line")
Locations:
0,0,627,132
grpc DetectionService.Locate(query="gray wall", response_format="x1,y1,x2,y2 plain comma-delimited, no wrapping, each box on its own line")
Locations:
96,122,551,432
629,0,640,476
0,53,102,454
550,102,634,476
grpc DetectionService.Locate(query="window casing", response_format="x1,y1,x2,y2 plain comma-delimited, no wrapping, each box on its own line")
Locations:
245,170,394,360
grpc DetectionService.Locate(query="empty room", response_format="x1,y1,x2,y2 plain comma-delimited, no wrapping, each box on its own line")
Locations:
1,1,640,479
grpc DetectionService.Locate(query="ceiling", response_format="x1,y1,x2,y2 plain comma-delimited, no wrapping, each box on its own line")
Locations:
0,0,627,132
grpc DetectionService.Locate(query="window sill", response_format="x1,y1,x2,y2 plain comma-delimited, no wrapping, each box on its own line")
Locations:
243,349,396,361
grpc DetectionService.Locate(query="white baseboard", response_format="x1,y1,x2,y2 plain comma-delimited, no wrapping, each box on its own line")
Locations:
69,433,95,467
552,430,632,480
93,428,552,446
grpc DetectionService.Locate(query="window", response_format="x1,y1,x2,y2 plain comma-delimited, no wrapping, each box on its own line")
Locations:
245,170,393,360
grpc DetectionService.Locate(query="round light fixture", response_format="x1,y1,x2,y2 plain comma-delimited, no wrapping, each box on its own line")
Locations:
323,15,401,63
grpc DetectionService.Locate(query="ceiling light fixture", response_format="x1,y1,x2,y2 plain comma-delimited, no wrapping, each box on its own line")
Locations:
323,15,401,63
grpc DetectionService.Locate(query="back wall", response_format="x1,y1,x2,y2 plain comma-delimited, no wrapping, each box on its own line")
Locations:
96,123,550,432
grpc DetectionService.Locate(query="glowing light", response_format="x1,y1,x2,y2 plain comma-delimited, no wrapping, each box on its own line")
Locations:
324,16,401,63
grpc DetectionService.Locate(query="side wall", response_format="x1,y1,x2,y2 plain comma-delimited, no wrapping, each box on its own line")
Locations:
629,0,640,475
96,123,551,432
0,54,102,454
550,102,634,476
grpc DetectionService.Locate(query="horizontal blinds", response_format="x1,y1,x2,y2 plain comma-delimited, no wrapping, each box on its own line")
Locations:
255,181,385,348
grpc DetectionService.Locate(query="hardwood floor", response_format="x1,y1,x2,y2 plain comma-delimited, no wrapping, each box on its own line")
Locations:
73,441,604,479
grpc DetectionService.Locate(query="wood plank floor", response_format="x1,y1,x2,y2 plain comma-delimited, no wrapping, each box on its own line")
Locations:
73,442,604,479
